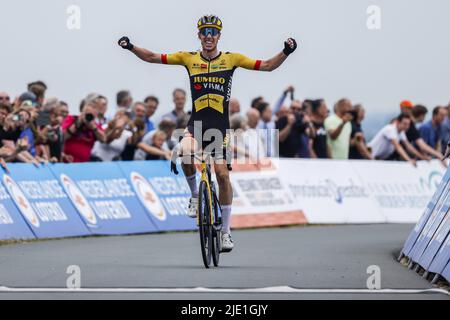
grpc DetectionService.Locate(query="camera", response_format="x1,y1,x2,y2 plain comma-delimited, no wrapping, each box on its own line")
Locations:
12,114,22,122
85,113,95,122
347,110,358,120
46,128,59,143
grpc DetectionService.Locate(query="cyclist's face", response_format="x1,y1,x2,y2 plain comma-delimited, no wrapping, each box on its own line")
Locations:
199,29,221,51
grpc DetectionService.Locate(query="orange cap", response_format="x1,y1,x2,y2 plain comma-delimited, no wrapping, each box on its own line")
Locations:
400,100,414,108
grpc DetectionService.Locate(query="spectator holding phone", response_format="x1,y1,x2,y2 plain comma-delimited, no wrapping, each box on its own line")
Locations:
36,99,65,162
62,101,106,162
325,98,353,159
120,117,147,161
276,99,313,158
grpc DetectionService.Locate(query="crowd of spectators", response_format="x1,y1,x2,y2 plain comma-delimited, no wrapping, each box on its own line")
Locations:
0,81,448,168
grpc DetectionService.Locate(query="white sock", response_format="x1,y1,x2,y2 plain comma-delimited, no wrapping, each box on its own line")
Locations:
221,205,232,234
186,174,199,198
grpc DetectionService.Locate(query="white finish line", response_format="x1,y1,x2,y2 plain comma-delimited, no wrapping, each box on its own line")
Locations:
0,286,448,296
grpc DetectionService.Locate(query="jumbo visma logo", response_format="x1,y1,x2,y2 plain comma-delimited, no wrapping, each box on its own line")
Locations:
193,76,226,93
3,174,40,227
130,172,166,221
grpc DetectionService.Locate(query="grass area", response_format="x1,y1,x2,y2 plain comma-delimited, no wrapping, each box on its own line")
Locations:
0,239,37,246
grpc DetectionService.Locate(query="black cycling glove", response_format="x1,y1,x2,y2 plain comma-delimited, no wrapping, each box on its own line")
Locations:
283,38,297,56
118,36,134,50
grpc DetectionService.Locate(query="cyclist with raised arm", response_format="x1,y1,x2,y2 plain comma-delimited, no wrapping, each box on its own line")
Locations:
118,15,297,252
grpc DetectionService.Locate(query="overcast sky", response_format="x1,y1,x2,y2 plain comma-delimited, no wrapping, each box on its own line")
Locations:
0,0,449,121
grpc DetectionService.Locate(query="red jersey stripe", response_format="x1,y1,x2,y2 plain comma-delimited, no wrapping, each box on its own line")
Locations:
254,60,262,70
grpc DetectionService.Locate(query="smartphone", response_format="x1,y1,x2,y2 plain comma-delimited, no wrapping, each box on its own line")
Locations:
36,111,51,127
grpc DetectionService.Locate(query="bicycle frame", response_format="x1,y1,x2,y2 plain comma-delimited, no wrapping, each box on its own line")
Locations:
199,158,214,226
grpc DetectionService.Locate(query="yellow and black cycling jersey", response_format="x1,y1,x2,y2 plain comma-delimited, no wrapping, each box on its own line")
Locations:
161,51,262,135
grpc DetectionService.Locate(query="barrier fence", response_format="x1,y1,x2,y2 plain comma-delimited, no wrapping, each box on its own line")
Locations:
400,167,450,283
0,159,448,282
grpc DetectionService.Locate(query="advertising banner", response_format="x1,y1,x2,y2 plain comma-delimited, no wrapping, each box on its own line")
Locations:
230,167,299,215
49,163,157,235
278,159,385,223
0,180,35,240
442,261,450,282
351,160,443,223
428,225,450,275
409,184,450,263
118,161,196,231
2,164,90,238
401,168,450,257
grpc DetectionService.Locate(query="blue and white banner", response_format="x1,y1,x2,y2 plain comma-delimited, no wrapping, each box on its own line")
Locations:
49,162,157,235
409,183,450,263
2,164,90,238
118,161,196,231
0,180,35,240
428,234,450,276
418,207,450,270
442,261,450,282
401,170,450,257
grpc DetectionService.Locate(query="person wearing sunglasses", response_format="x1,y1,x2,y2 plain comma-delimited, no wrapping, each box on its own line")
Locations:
0,92,11,108
118,15,298,253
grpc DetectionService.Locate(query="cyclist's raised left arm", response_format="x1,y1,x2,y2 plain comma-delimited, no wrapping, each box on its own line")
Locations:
261,38,297,71
238,38,297,72
118,36,163,63
259,52,288,72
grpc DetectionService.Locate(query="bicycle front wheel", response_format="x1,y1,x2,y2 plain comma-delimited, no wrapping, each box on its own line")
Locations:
211,196,221,267
198,180,213,268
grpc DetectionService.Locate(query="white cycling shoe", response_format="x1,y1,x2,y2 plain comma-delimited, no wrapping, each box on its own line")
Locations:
221,233,234,253
187,197,198,218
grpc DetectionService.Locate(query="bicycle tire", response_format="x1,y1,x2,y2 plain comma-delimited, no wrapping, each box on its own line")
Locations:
198,180,213,268
211,196,221,267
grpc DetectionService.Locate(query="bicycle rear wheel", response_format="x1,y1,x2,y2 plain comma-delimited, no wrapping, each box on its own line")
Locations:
198,181,213,268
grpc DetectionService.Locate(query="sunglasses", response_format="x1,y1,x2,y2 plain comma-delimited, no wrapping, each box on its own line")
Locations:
0,96,10,101
199,27,220,37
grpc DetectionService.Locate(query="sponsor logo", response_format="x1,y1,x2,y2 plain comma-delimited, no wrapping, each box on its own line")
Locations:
130,172,166,221
3,175,40,227
420,171,443,191
289,179,368,204
201,64,208,69
60,174,97,226
193,76,226,84
193,76,226,93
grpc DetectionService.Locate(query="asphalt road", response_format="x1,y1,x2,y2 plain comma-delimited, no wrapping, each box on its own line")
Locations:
0,224,448,300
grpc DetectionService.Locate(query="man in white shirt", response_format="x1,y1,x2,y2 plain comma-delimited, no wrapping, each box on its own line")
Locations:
368,114,417,166
244,108,266,161
256,102,278,157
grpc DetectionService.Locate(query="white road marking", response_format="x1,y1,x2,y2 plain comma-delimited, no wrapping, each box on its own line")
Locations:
0,286,448,295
